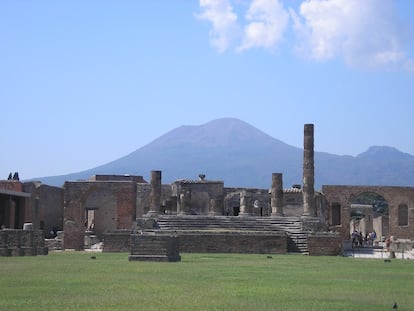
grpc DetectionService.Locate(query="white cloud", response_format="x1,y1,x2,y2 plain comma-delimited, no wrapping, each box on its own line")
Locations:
197,0,239,53
197,0,413,71
238,0,289,51
291,0,412,70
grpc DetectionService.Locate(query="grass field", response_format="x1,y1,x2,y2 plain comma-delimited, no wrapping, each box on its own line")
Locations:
0,252,412,311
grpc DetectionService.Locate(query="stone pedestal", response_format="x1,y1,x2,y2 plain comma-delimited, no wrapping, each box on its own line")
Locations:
129,233,181,262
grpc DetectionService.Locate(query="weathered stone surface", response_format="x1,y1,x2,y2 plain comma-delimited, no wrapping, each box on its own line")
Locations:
0,229,48,256
271,173,284,217
303,124,315,217
178,231,287,254
307,233,342,256
129,233,180,262
103,230,131,252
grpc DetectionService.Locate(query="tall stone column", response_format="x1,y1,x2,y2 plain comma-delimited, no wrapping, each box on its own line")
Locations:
271,173,284,217
302,124,316,217
148,170,162,216
239,190,252,216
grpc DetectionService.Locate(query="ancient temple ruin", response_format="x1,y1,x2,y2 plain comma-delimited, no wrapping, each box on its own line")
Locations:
2,123,414,257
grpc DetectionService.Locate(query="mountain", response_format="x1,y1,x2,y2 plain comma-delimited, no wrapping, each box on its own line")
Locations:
30,118,414,189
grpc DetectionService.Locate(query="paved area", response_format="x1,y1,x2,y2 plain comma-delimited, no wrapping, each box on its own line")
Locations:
343,248,414,259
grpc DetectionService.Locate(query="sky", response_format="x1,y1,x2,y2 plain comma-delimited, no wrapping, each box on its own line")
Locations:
1,0,414,180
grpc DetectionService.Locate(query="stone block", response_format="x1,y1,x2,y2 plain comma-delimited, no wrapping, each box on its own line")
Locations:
129,233,181,262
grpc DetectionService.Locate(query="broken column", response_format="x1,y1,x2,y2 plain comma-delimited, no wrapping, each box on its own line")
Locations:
302,124,316,217
271,173,284,217
147,170,162,216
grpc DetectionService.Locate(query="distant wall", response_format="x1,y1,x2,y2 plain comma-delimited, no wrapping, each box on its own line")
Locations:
23,182,64,237
0,181,23,192
90,175,147,183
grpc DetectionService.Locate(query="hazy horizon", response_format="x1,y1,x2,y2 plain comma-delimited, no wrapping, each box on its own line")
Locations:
2,1,414,180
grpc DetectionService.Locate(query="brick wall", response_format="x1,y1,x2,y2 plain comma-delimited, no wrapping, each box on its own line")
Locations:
307,234,342,256
322,185,414,241
0,181,23,192
178,231,287,254
23,182,64,236
63,181,137,250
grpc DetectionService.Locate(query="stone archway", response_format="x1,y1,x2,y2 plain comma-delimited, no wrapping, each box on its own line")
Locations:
350,192,388,243
322,185,414,241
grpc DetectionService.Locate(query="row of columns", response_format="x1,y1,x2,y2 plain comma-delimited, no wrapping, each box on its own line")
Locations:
145,124,316,217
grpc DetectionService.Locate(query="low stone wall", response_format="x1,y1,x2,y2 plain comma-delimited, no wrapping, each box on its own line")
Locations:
129,232,181,262
307,233,342,256
0,229,48,256
103,230,131,252
178,231,287,254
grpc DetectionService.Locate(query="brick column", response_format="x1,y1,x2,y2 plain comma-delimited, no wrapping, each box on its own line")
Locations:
271,173,284,217
303,124,316,216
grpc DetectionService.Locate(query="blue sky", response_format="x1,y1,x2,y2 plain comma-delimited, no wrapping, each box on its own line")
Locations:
1,0,414,180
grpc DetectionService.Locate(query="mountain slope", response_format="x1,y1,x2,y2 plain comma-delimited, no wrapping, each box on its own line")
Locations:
31,118,414,189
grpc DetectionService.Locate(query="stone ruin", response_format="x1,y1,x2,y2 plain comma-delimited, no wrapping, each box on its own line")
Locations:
127,124,340,260
2,123,414,258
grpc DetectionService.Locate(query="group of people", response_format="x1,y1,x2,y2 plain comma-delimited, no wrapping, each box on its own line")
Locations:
351,230,377,247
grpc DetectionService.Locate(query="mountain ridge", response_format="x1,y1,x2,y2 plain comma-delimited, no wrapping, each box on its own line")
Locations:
26,118,414,189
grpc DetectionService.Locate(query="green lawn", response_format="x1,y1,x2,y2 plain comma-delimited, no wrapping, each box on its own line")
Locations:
0,252,412,311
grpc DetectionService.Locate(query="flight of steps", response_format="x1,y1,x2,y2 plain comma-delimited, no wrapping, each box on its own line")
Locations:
154,215,309,254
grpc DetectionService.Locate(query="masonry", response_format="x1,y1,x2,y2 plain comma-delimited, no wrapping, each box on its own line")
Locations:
0,229,48,256
63,176,141,250
323,185,414,240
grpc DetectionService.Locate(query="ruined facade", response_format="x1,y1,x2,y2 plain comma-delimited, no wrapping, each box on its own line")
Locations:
323,185,414,241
